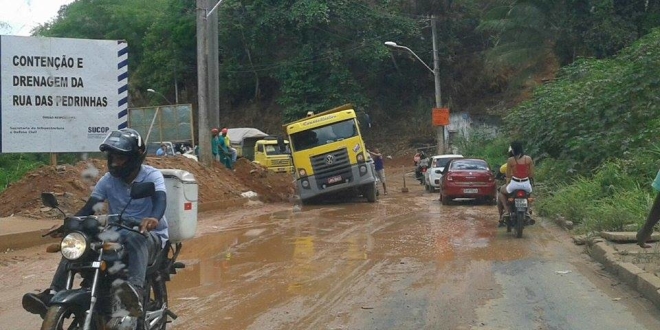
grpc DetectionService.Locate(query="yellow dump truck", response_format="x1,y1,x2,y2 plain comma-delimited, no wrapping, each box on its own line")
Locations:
281,104,378,204
227,128,293,173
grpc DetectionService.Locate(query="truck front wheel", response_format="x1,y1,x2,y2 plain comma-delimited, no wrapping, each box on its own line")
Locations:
364,183,377,203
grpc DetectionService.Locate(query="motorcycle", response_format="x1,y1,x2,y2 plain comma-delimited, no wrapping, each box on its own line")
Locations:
415,159,429,185
36,182,185,330
504,189,535,238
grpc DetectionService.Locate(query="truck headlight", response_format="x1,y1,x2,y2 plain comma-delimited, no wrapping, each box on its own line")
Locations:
298,168,307,177
357,153,365,162
61,232,88,260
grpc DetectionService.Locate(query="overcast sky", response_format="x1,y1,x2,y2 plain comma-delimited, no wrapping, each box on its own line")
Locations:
0,0,75,36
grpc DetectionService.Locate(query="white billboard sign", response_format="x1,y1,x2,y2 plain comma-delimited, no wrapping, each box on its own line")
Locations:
0,35,128,153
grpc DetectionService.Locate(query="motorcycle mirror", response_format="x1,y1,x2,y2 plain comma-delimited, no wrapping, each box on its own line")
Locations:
41,192,59,208
130,182,155,199
41,192,67,217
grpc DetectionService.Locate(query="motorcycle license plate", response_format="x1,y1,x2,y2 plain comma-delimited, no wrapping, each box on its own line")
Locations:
463,189,478,194
328,175,342,184
515,198,528,208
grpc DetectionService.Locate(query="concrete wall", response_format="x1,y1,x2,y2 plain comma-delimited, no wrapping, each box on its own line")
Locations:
445,112,499,154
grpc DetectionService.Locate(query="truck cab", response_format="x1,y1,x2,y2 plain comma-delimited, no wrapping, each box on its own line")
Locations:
253,138,294,173
283,104,378,204
226,128,293,173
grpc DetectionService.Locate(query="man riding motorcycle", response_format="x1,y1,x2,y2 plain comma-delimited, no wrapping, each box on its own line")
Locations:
414,152,429,184
22,128,169,319
498,141,534,224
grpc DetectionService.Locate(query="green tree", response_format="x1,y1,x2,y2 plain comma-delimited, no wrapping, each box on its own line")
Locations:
477,0,562,91
134,0,197,105
216,0,422,120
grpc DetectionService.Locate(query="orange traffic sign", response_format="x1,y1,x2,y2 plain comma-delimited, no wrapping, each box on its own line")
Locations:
432,108,449,126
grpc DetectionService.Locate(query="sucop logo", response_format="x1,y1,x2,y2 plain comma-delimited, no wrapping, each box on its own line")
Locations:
88,126,110,134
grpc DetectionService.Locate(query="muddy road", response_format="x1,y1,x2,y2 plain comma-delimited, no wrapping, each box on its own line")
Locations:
2,170,660,329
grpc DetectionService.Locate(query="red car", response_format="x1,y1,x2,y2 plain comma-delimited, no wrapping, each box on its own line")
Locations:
439,158,497,205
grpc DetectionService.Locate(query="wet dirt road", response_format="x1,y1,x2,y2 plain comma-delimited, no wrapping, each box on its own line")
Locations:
3,171,660,329
165,178,660,329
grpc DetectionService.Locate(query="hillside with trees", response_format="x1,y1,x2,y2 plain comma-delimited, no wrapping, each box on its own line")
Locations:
27,1,658,126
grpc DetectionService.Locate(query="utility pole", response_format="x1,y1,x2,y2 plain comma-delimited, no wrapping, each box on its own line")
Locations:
196,0,212,165
431,15,445,155
174,74,179,104
208,8,220,130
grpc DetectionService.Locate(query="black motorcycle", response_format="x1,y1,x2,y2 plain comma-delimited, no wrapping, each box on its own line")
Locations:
37,182,185,330
504,189,534,238
415,158,429,185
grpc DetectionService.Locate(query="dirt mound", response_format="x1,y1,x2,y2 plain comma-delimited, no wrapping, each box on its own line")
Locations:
0,156,295,219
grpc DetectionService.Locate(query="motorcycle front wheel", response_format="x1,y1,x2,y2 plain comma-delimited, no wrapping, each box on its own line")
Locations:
139,275,168,330
41,305,86,330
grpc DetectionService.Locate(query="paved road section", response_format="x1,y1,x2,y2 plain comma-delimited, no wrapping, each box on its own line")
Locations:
2,172,660,329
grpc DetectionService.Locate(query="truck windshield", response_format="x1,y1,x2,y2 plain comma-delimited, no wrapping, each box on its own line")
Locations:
265,144,289,155
290,119,358,151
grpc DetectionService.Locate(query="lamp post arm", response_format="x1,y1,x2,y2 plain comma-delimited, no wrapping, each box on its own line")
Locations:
206,0,224,18
152,91,172,105
157,92,173,105
397,46,434,74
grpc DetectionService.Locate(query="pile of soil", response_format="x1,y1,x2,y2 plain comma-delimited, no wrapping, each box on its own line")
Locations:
0,156,295,219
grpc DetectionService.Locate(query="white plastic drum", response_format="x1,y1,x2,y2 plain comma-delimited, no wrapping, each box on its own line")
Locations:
159,169,198,242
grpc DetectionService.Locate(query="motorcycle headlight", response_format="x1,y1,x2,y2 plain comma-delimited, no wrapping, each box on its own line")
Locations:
61,232,88,260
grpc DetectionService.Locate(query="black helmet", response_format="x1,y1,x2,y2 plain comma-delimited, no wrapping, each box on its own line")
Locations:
100,128,146,179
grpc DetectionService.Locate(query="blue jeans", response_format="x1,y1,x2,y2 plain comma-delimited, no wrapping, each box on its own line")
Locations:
51,229,152,291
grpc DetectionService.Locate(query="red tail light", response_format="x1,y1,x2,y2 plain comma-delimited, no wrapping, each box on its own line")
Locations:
516,190,526,198
422,168,427,173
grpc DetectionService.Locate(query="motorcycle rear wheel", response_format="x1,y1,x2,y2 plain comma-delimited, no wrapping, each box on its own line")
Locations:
514,211,524,238
41,305,86,330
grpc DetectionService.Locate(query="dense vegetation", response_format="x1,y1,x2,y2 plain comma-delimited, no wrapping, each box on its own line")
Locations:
499,28,660,233
0,155,46,192
2,0,660,234
461,26,660,234
29,0,660,121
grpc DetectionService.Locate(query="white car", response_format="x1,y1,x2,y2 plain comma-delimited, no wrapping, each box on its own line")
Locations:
424,154,464,192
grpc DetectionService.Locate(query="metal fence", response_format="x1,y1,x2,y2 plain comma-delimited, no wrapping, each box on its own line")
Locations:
128,104,194,144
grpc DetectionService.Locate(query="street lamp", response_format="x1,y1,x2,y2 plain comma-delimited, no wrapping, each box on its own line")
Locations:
385,35,445,154
145,88,174,145
147,88,173,105
384,42,434,74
